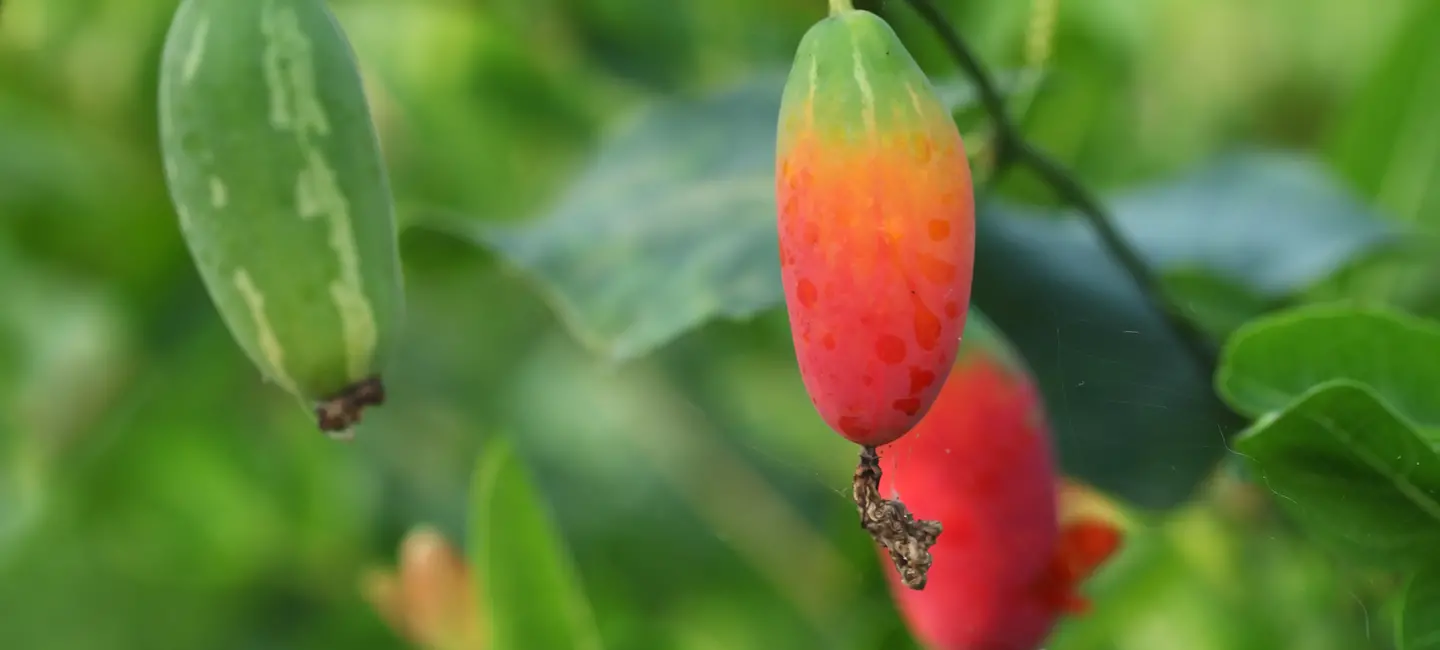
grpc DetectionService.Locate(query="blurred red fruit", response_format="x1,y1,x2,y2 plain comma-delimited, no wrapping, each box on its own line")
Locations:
877,319,1124,649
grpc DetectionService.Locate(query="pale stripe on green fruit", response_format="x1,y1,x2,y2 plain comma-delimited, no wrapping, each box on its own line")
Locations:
158,0,404,435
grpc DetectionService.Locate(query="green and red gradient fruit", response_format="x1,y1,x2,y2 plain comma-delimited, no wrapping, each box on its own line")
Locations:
776,3,976,447
878,314,1126,649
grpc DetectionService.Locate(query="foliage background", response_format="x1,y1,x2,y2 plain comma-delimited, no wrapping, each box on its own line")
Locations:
1,0,1436,648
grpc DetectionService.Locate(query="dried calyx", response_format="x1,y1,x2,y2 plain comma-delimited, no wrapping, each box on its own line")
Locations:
853,446,942,589
315,375,386,438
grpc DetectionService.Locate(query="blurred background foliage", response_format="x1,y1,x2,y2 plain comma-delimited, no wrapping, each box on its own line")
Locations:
0,0,1435,648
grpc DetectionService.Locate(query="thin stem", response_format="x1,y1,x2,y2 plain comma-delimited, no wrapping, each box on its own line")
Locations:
829,0,856,15
903,0,1224,379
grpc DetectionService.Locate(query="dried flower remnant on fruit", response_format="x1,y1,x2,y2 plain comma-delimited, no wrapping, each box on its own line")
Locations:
316,375,386,438
854,446,942,589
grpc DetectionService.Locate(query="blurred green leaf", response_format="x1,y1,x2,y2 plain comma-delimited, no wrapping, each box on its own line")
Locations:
1105,151,1396,296
1327,0,1440,229
969,198,1237,509
1052,496,1384,650
469,434,604,650
971,149,1396,509
1216,304,1440,425
1161,268,1272,339
1232,380,1440,568
1323,0,1440,309
462,74,785,362
1403,563,1440,650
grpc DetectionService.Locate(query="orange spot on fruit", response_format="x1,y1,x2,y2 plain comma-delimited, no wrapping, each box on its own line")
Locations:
893,397,922,416
913,296,942,351
909,367,936,394
917,253,957,285
928,219,951,241
944,301,960,318
822,332,836,350
796,279,818,308
876,335,907,364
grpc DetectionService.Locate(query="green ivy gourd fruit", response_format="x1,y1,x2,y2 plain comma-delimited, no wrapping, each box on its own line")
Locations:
158,0,405,438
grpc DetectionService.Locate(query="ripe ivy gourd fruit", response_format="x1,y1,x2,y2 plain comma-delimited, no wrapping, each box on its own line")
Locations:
777,4,976,450
158,0,405,438
776,0,976,590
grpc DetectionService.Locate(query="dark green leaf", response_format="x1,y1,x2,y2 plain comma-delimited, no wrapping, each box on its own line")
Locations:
969,198,1239,509
469,435,604,650
1403,563,1440,650
1233,380,1440,568
979,163,1392,509
1216,304,1440,426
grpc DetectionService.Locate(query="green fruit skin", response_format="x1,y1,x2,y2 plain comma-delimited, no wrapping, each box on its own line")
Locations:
158,0,404,403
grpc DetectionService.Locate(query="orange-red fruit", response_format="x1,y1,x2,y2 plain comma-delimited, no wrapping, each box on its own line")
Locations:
776,8,976,447
877,322,1123,649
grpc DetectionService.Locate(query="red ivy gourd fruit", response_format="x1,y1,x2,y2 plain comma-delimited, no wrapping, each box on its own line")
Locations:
776,0,976,588
878,317,1125,649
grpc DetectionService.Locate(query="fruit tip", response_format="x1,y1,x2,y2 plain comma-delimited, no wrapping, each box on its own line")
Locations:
827,0,857,16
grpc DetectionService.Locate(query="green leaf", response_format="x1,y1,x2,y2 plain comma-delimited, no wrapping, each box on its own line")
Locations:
1105,150,1396,296
1402,563,1440,650
1233,380,1440,568
1216,304,1440,426
969,150,1397,508
465,74,785,362
1327,0,1440,229
469,434,604,650
969,199,1238,509
1160,267,1272,339
1324,0,1440,309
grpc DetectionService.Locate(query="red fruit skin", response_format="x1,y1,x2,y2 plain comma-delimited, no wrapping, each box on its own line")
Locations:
776,11,976,447
878,353,1058,650
876,335,1122,650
